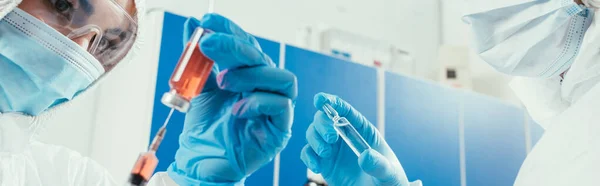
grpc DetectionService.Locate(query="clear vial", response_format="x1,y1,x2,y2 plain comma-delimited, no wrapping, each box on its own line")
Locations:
322,104,371,156
161,27,214,112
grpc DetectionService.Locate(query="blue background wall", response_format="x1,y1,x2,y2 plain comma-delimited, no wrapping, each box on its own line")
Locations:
385,73,462,186
280,45,379,185
151,12,539,186
462,93,526,186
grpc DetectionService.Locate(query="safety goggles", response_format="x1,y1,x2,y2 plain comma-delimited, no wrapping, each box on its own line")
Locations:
18,0,138,71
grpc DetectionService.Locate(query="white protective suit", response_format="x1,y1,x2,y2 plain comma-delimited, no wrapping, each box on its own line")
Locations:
463,0,600,185
505,2,600,186
0,0,177,185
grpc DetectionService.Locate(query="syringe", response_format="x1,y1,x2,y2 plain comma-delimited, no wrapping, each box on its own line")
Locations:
322,104,371,156
128,108,174,186
128,1,215,185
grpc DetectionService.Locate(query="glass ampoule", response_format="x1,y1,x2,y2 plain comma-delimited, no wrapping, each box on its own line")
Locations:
161,27,214,112
322,104,371,156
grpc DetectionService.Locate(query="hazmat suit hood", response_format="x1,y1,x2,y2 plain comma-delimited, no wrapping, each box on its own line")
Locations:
0,0,146,149
510,2,600,127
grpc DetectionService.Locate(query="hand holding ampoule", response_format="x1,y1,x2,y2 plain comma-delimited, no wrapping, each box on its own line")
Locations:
301,92,414,186
322,103,371,156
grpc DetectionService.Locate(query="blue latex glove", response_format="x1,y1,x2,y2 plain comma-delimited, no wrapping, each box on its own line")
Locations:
167,14,297,186
301,93,410,186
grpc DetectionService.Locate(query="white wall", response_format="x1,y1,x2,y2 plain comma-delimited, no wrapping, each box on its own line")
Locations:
148,0,442,79
37,89,99,156
440,0,521,105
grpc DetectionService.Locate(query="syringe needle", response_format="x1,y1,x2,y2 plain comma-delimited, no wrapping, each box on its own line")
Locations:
162,108,175,128
149,108,174,152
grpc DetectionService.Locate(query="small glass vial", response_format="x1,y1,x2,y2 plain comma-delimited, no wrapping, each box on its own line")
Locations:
322,104,371,156
162,27,214,112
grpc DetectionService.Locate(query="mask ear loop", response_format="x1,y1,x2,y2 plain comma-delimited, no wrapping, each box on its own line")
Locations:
67,25,104,53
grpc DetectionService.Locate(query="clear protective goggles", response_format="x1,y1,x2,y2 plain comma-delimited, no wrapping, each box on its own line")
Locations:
18,0,138,71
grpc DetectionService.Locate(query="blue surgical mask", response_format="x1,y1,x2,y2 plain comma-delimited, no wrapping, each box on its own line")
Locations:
0,9,105,116
464,1,593,78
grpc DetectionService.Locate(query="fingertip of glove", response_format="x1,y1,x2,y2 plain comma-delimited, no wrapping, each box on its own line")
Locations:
199,32,217,45
199,13,220,27
215,69,228,89
359,149,407,185
319,146,333,158
185,16,202,27
301,145,321,173
199,33,221,55
358,149,385,172
324,133,339,144
309,167,321,174
313,92,334,109
183,17,202,45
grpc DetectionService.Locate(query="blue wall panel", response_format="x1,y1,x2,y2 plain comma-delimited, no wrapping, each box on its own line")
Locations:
281,45,379,185
151,12,278,186
463,93,527,186
384,73,462,186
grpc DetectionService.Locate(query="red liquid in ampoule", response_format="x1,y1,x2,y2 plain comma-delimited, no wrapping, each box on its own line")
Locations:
169,42,214,101
129,151,159,185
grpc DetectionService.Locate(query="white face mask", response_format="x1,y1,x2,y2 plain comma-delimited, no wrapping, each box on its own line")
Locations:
0,8,104,116
562,5,600,104
464,1,593,78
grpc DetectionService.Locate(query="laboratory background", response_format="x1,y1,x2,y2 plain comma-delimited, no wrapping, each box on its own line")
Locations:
37,0,543,186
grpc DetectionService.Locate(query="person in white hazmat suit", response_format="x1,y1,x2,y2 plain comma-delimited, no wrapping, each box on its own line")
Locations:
300,0,600,186
466,0,600,184
0,0,297,185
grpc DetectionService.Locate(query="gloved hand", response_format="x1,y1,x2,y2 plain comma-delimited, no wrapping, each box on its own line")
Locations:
301,93,410,186
167,14,297,186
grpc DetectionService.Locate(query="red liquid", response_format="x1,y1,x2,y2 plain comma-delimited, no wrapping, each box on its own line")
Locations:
169,43,214,101
130,151,158,182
